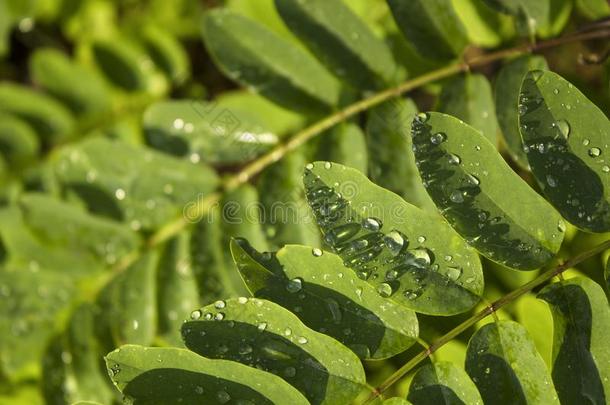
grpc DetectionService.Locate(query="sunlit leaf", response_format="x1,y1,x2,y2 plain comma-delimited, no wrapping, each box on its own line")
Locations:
514,293,553,367
30,48,111,117
303,161,483,315
182,298,367,404
519,70,610,232
202,9,341,114
387,0,468,60
466,320,559,404
408,361,483,405
482,0,550,36
143,99,279,164
231,239,419,359
411,112,564,269
495,55,549,169
105,345,309,404
575,0,610,19
437,73,498,145
275,0,398,89
538,277,610,404
53,137,219,230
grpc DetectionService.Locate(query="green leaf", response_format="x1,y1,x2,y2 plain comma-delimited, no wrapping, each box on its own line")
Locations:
575,0,610,19
143,99,279,164
96,252,159,346
0,268,75,380
274,0,398,90
156,232,199,346
0,114,40,169
387,0,468,60
137,25,190,84
482,0,550,35
42,304,115,405
538,277,610,404
437,74,498,145
366,98,435,211
383,399,412,405
216,90,305,136
411,112,564,269
495,55,549,169
182,298,367,404
316,122,368,174
91,38,165,94
257,150,321,248
202,9,341,114
519,70,610,233
230,239,419,359
514,293,553,367
407,361,483,405
0,83,75,146
30,48,111,117
53,137,219,230
303,161,483,315
0,194,140,273
105,345,309,404
465,320,559,405
451,0,514,47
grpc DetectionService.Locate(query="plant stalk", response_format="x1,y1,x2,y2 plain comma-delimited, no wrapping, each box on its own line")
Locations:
363,238,610,403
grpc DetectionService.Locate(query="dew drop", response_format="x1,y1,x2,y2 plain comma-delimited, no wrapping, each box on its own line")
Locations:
216,390,231,404
305,163,314,170
115,188,126,200
238,296,248,304
430,132,446,145
257,322,267,331
214,300,226,309
195,386,204,395
448,153,461,165
557,220,566,232
297,336,308,344
324,162,332,169
377,283,393,297
603,166,610,173
214,313,225,321
588,147,602,158
286,278,303,293
284,366,297,378
190,309,202,320
416,112,429,122
284,327,292,336
362,217,382,231
556,120,570,139
546,174,558,188
312,248,323,257
450,190,464,203
417,235,426,244
446,267,462,281
383,230,408,256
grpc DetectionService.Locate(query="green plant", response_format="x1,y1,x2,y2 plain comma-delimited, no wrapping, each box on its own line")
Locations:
1,0,610,404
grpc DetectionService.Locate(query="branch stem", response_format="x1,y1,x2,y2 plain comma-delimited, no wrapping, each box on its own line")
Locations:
364,238,610,403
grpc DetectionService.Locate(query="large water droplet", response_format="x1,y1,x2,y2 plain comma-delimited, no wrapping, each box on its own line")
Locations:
377,283,393,297
448,153,461,165
214,300,226,309
383,230,408,256
430,132,446,145
311,248,323,257
556,120,570,139
588,147,602,157
450,191,464,203
286,278,303,293
446,267,462,281
190,309,202,320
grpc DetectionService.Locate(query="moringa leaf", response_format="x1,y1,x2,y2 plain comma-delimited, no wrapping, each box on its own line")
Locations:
366,98,434,211
451,0,514,47
0,83,75,146
156,232,200,346
303,161,483,315
387,0,468,60
0,114,40,169
274,0,398,90
42,304,115,405
96,252,159,347
437,73,499,145
137,25,190,85
53,137,219,230
519,70,610,232
538,277,610,405
316,123,368,175
495,55,549,169
514,293,553,367
230,239,419,359
257,150,321,248
30,48,111,117
105,345,309,404
407,361,483,405
411,112,564,270
482,0,550,36
182,298,367,404
202,9,341,114
143,99,279,164
465,320,559,405
575,0,610,19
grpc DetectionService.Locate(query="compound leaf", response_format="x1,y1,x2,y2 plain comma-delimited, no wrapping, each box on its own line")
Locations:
303,161,483,315
105,345,309,404
519,70,610,232
230,239,419,359
182,298,366,404
411,112,564,269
